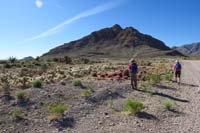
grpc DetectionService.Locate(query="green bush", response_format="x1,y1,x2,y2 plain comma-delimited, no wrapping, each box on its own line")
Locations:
50,104,66,115
48,104,67,121
64,56,72,64
32,79,43,88
9,108,24,119
3,62,12,69
124,100,144,115
161,71,173,81
73,80,82,86
16,90,26,100
80,88,94,98
163,100,176,110
0,76,10,95
149,74,161,84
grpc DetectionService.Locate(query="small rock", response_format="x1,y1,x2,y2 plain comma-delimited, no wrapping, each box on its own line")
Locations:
104,112,109,116
109,123,115,126
98,121,103,125
105,115,110,118
95,126,99,129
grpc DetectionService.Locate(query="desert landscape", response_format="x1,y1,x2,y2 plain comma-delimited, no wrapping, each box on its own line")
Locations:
1,0,200,133
1,56,200,133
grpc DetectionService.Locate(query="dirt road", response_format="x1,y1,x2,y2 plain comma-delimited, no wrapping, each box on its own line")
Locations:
157,60,200,133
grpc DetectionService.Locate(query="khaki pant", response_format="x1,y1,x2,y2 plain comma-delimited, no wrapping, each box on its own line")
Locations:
131,73,137,89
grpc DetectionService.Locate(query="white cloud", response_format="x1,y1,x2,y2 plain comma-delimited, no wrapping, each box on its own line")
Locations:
35,0,43,8
24,0,122,42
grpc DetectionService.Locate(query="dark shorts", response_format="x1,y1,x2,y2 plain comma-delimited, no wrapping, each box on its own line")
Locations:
175,71,181,78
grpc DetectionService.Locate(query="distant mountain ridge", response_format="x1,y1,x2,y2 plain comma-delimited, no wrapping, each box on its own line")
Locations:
174,42,200,56
42,24,183,58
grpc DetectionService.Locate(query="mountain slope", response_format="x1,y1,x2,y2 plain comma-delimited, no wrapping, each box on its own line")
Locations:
42,24,182,58
174,42,200,56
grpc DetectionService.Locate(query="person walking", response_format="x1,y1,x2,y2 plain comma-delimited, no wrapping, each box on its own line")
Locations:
173,60,182,84
128,58,138,89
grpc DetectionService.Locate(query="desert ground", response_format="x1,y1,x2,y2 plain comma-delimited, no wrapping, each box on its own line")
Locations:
0,58,200,133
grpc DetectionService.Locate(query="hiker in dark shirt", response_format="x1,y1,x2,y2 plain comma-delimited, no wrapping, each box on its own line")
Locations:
128,59,138,89
173,60,182,84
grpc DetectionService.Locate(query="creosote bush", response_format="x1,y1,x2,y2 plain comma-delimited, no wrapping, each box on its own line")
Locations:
32,79,43,88
124,100,144,115
73,80,82,86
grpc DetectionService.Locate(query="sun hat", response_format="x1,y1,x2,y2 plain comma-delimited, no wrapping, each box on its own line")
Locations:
176,60,179,63
129,58,135,63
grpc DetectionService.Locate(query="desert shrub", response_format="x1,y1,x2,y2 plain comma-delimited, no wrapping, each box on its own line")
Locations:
124,100,144,115
48,104,67,121
107,97,114,109
0,60,7,64
80,88,94,98
138,83,146,90
8,56,17,63
53,57,59,62
149,74,161,84
20,77,31,89
163,100,176,110
16,90,26,100
3,62,12,69
15,63,22,68
35,56,40,61
0,76,10,96
32,79,43,88
161,71,173,81
64,56,72,64
73,58,90,64
9,108,24,119
81,58,90,64
73,80,82,86
19,68,30,77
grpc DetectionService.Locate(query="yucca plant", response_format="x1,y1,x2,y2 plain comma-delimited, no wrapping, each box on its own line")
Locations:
8,56,17,63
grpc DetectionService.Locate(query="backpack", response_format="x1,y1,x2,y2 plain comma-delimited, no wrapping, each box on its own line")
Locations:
131,63,138,74
175,63,181,70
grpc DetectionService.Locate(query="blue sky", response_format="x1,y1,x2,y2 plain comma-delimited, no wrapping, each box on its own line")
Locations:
0,0,200,59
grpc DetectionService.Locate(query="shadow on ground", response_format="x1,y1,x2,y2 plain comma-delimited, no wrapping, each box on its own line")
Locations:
152,92,189,103
172,80,199,87
135,89,189,103
137,112,158,120
155,84,176,90
89,89,126,103
53,117,75,131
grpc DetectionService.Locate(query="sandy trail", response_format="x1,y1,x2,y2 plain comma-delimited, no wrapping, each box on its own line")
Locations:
158,60,200,133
